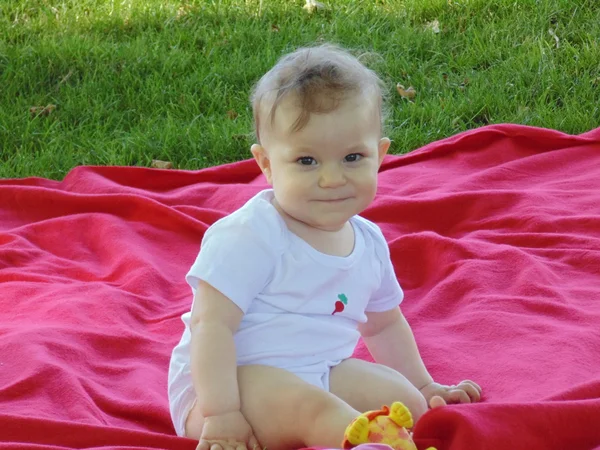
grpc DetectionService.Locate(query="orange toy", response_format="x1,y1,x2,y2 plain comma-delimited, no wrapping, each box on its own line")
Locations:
342,402,436,450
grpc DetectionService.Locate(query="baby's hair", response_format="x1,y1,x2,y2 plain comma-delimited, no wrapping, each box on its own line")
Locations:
250,43,385,143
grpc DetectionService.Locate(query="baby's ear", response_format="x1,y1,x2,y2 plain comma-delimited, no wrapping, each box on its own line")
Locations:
377,137,391,165
251,144,272,183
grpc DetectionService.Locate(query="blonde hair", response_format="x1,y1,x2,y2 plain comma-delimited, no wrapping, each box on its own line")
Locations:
250,43,385,143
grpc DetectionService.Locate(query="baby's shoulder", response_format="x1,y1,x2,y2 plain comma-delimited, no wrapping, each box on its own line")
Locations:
352,215,390,257
352,215,387,244
204,190,287,251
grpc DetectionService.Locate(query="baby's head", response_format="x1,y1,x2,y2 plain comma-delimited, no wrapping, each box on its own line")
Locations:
250,44,391,232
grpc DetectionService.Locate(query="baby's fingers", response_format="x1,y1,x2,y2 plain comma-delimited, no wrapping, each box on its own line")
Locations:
226,444,244,450
429,395,447,409
197,441,210,450
248,434,261,450
457,380,482,402
197,441,225,450
445,389,471,404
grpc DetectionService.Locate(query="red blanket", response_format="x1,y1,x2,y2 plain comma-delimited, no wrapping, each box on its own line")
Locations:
1,124,599,450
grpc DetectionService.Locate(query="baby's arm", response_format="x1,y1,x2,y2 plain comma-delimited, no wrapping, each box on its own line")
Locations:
189,280,259,449
358,307,482,405
190,280,243,415
359,307,433,390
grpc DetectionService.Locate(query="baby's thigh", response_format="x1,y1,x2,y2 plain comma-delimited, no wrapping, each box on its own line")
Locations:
239,364,345,449
186,364,339,450
329,358,427,421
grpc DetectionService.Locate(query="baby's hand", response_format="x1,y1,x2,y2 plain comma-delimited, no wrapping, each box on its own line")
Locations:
419,380,482,408
198,410,260,450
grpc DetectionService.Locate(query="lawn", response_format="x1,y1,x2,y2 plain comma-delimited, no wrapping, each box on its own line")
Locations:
1,0,599,180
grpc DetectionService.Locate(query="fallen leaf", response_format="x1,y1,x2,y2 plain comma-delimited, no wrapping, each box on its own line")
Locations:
55,69,74,91
396,84,416,100
176,4,194,19
518,106,530,115
151,160,173,169
271,24,280,32
548,28,560,48
303,0,325,13
13,12,30,24
226,110,238,120
425,19,440,34
29,104,56,118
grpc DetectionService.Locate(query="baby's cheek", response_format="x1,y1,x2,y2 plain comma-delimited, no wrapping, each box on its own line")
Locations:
359,178,377,197
286,178,307,197
276,182,301,209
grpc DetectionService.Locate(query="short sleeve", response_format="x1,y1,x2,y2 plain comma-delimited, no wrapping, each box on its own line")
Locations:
364,226,404,312
186,216,280,314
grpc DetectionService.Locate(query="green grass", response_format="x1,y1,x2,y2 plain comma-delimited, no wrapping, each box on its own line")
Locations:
1,0,599,180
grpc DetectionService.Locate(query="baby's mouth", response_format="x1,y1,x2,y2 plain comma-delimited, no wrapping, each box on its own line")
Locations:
316,196,352,203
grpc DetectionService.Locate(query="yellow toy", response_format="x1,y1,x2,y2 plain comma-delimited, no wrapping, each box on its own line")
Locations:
342,402,436,450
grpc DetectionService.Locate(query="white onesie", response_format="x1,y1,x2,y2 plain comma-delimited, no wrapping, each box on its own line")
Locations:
168,189,403,436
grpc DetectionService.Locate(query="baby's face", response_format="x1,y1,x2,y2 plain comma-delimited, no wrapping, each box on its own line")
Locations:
253,94,390,231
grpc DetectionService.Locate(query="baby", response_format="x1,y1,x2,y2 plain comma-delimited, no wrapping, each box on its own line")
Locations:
168,43,482,450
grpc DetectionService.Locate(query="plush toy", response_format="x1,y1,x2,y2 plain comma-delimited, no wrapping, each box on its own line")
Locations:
342,402,436,450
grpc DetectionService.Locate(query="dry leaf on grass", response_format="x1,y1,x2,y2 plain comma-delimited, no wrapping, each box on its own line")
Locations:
226,110,238,120
303,0,325,13
548,29,560,48
176,4,194,19
151,160,173,169
56,70,73,90
518,106,530,115
271,24,280,32
425,20,441,33
396,84,416,100
29,104,56,118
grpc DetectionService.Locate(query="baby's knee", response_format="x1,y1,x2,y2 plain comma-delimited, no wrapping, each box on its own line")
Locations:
404,390,428,423
384,381,428,423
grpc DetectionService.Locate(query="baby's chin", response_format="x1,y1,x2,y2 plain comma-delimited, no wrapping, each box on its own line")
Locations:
273,197,362,231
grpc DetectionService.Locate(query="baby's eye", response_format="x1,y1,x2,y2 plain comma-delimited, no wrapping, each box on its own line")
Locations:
345,153,363,162
297,156,317,166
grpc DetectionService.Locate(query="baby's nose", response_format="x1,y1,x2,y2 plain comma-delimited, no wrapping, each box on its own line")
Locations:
318,166,346,188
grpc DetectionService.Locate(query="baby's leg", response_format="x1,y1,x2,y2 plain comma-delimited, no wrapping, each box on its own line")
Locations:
329,358,428,422
186,364,361,450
